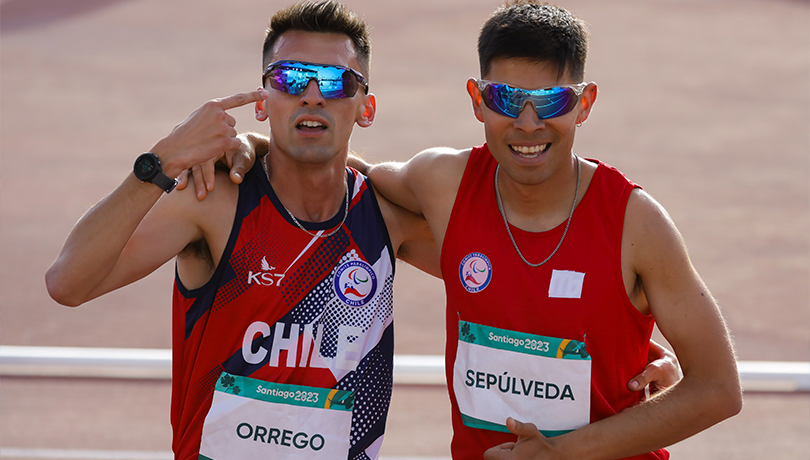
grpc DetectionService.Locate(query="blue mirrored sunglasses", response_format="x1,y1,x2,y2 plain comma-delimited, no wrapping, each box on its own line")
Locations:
263,60,368,100
476,79,588,120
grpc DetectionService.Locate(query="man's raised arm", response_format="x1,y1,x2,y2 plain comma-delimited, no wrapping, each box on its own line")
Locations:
46,90,267,306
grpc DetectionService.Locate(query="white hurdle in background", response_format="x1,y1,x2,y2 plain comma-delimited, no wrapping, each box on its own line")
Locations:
0,346,807,392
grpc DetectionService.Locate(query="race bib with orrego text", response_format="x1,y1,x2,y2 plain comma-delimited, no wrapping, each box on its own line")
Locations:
199,373,354,459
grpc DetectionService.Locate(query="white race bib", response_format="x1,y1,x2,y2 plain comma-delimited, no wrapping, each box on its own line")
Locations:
199,373,354,459
453,321,591,436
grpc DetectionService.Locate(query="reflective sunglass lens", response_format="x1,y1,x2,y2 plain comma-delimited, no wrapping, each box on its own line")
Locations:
482,83,578,120
268,69,304,95
482,84,514,117
264,62,364,100
341,71,359,97
318,71,356,99
539,90,577,118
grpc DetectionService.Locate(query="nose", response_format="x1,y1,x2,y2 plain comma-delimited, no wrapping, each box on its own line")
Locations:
299,79,326,106
512,101,545,132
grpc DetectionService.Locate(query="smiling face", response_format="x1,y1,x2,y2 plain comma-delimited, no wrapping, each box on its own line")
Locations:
468,57,595,188
258,30,375,167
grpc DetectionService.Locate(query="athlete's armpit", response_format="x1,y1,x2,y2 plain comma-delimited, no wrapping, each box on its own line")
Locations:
375,190,441,279
396,215,441,279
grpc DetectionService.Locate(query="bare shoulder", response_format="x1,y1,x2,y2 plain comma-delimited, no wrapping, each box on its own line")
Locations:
188,168,238,239
407,146,470,182
163,168,238,222
624,189,683,252
622,188,700,316
365,146,470,219
406,146,470,213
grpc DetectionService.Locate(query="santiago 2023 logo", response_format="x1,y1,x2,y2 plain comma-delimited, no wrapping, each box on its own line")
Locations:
459,252,492,293
334,260,378,307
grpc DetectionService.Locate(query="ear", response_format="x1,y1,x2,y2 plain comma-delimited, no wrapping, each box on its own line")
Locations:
466,78,485,123
575,82,597,125
255,88,268,122
356,93,376,128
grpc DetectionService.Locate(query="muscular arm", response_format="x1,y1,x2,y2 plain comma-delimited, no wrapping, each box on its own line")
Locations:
46,174,211,306
46,91,264,306
350,147,466,218
486,190,742,460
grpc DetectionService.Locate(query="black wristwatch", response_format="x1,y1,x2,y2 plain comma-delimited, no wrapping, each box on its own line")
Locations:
133,152,177,193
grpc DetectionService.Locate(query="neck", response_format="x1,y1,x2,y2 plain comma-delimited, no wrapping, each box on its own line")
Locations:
496,154,581,232
265,150,348,223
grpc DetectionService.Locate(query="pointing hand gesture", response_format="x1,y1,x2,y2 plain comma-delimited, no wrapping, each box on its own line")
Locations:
151,89,268,181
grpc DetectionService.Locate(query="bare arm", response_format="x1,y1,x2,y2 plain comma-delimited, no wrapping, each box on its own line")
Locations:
375,192,441,278
46,90,266,306
350,152,436,216
485,190,741,460
357,148,469,256
46,175,216,305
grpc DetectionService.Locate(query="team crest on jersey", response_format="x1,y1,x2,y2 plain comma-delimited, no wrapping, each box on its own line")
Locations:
334,260,378,307
459,252,492,293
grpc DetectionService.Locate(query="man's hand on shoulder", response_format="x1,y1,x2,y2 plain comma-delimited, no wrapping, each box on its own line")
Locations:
177,131,270,200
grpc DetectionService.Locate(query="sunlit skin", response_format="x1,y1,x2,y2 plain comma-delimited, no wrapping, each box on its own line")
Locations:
468,57,597,232
182,16,740,458
257,30,376,222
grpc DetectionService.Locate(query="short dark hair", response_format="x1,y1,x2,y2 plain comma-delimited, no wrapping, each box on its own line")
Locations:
262,0,371,74
478,1,589,82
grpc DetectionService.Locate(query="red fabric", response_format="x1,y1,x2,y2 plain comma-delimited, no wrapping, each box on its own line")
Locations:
169,165,395,460
441,145,668,459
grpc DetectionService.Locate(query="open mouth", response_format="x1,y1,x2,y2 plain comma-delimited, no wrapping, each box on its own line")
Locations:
297,120,327,132
509,143,550,158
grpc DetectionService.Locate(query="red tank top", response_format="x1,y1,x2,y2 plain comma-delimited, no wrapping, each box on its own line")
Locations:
441,145,668,459
171,162,395,459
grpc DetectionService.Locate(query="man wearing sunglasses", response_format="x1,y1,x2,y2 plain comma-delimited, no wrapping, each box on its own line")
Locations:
47,2,439,459
367,3,741,458
216,1,741,459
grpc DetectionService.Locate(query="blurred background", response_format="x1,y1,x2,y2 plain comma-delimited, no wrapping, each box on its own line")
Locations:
1,0,808,458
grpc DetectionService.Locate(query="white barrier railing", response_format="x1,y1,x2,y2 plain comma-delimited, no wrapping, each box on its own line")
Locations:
0,346,807,392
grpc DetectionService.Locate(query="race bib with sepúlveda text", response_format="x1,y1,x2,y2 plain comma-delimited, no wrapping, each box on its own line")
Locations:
199,373,354,460
453,321,591,436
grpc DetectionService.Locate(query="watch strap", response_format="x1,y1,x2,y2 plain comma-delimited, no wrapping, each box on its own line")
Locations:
151,172,178,193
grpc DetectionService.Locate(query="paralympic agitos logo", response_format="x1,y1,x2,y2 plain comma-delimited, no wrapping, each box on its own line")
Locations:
333,260,377,307
459,252,492,293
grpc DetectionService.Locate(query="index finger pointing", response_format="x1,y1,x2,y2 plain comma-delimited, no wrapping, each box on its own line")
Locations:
218,89,269,111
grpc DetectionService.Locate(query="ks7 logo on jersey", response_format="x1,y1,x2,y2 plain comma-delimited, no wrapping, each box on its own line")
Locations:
247,256,286,287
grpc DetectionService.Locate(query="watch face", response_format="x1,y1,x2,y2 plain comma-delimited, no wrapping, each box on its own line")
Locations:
135,153,159,181
138,158,156,174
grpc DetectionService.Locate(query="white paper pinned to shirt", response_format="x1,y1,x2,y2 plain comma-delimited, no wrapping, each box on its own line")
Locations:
548,270,585,299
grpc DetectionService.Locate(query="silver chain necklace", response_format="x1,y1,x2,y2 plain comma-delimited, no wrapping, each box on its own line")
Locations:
263,154,349,238
494,155,581,267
